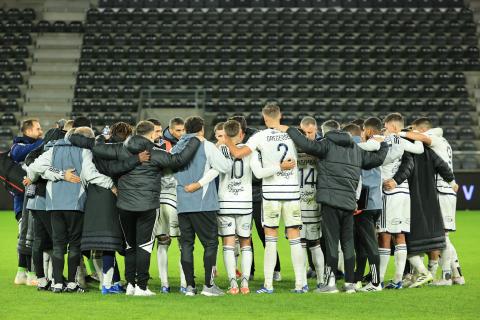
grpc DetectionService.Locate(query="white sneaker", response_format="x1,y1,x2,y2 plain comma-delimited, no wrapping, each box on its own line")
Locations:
134,286,156,296
273,271,282,282
344,282,356,294
358,282,383,292
409,272,433,288
126,283,136,296
14,271,27,285
26,273,38,286
452,276,465,285
432,278,453,286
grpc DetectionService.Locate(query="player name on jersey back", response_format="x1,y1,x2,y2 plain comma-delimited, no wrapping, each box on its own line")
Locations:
247,129,300,201
298,153,320,223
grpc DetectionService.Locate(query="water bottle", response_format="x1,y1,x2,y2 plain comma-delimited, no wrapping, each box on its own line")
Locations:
102,125,110,136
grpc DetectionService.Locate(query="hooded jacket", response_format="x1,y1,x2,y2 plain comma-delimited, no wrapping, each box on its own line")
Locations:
69,133,200,212
24,128,66,211
162,126,180,146
287,128,388,211
27,136,114,212
172,134,232,214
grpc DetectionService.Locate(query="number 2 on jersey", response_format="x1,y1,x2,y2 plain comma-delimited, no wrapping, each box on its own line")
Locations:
277,143,289,163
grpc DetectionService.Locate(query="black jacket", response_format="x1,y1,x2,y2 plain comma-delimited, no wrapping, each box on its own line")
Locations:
406,146,454,254
287,128,388,211
82,134,141,252
70,133,200,212
392,152,415,186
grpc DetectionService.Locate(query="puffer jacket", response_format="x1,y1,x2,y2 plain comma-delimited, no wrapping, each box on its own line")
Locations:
69,133,200,212
287,128,388,211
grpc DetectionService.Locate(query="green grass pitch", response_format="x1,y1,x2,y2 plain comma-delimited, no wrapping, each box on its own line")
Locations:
0,211,479,320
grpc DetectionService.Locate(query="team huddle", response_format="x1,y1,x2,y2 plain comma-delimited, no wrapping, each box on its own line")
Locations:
9,102,465,297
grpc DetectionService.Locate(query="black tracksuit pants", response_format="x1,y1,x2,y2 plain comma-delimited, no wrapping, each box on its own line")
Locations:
50,210,84,284
178,211,218,288
321,204,355,284
354,209,381,286
119,208,157,290
31,210,52,279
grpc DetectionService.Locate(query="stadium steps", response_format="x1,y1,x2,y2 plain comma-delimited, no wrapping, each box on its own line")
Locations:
42,0,89,22
24,33,83,120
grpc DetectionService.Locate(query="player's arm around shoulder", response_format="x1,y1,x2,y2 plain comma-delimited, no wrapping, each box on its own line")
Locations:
398,135,424,154
206,142,233,174
285,126,328,158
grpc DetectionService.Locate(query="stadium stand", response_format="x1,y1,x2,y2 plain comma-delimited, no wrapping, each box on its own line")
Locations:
1,0,479,168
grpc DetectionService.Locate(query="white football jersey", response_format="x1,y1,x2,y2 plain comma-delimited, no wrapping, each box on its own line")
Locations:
425,129,455,194
218,144,253,215
381,134,424,181
246,129,300,200
160,171,177,209
297,152,320,223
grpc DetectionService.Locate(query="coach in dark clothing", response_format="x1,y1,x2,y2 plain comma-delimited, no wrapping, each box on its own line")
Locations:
275,120,388,292
70,120,200,294
405,147,455,254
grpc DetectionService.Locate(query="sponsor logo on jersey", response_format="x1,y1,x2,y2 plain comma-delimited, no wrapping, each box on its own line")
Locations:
227,180,245,196
277,170,294,179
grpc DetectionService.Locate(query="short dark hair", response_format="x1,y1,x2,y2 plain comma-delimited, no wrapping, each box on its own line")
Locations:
351,118,365,131
135,120,155,136
184,116,204,134
73,116,92,128
147,118,161,126
110,122,133,141
384,113,404,126
223,120,241,138
364,117,383,132
343,123,362,137
228,115,247,133
21,119,38,134
412,117,432,129
214,122,224,132
169,117,184,127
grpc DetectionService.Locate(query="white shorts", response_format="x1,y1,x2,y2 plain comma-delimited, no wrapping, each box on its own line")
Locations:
301,222,322,241
377,192,411,234
438,194,457,231
154,204,180,237
217,214,252,238
262,199,302,228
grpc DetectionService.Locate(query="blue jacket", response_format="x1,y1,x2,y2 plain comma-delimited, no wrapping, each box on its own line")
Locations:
10,136,43,214
173,134,232,214
353,136,383,211
27,137,113,212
